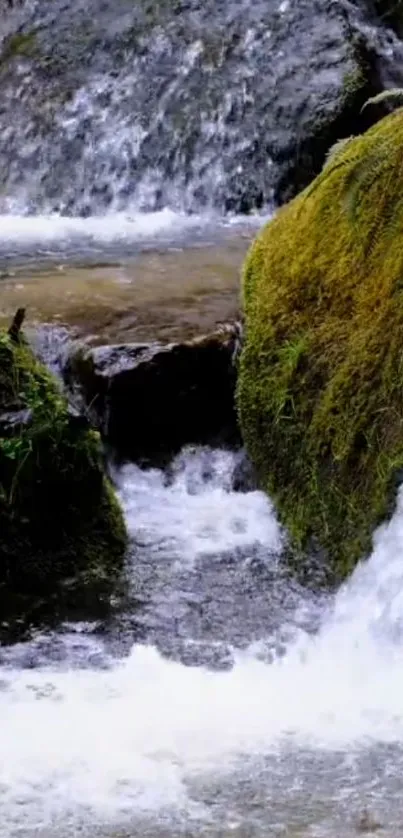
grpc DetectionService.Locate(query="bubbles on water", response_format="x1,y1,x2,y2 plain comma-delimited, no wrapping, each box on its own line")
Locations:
117,446,284,565
0,207,269,264
0,209,208,261
2,449,403,834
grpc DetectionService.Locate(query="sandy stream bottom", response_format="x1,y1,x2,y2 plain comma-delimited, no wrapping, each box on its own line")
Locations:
0,234,249,344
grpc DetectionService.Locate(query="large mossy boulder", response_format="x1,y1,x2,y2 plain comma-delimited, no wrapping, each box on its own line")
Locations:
237,109,403,580
0,328,127,612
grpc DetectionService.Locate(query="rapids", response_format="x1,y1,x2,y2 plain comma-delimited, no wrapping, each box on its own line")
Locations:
1,448,403,837
2,1,403,834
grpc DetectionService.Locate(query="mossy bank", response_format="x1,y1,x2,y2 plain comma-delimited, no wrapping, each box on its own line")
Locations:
237,109,403,579
0,328,127,617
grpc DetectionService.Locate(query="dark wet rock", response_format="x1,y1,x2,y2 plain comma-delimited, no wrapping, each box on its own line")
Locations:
0,0,398,213
64,324,241,464
361,0,403,36
231,450,258,494
65,400,90,430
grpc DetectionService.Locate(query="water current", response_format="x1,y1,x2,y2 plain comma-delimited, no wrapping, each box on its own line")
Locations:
1,445,403,837
2,0,403,832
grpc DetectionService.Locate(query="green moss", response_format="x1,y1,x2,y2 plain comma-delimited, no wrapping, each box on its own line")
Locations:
0,331,127,604
0,32,37,66
342,64,367,99
237,109,403,579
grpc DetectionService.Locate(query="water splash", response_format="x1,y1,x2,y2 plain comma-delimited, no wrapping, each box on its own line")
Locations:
117,447,283,564
1,448,403,835
0,0,376,218
0,208,268,264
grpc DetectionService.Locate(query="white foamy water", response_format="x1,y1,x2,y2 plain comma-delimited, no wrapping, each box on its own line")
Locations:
0,210,205,259
0,209,268,264
117,448,283,563
2,448,403,836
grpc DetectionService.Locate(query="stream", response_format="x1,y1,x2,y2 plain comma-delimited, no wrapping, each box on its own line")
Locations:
1,442,403,837
2,0,403,832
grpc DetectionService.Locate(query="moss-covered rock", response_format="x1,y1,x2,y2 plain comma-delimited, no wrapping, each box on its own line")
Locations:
237,109,403,580
0,329,127,610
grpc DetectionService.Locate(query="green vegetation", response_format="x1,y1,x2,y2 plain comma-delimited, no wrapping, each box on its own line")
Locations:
0,330,127,606
237,109,403,579
361,87,403,112
0,32,37,66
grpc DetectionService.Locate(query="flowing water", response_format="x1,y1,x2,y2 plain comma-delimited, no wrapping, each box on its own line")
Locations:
2,0,403,835
1,446,403,837
5,216,403,836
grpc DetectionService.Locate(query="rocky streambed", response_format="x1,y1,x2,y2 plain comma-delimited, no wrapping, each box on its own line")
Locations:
0,232,255,640
2,0,403,832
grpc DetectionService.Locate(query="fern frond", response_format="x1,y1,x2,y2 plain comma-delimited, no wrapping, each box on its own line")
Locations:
301,144,360,209
341,155,377,223
361,88,403,113
322,136,355,170
340,142,403,260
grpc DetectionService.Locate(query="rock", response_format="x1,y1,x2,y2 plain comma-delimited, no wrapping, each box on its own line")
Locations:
0,329,127,614
0,0,390,214
64,325,241,465
231,450,258,493
369,0,403,36
237,109,403,579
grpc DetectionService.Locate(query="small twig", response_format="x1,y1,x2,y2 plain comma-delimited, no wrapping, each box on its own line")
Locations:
8,307,26,343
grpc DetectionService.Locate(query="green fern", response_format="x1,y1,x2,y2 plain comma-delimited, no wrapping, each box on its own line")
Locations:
341,151,382,222
361,88,403,112
339,90,403,232
306,88,403,202
301,143,361,209
301,96,403,248
322,136,355,170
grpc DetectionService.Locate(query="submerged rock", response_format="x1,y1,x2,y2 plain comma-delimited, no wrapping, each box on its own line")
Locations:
0,329,127,615
237,109,403,578
64,325,241,465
